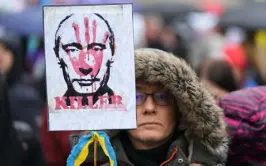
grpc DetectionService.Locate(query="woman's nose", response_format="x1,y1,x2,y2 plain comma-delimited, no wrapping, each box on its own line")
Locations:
143,95,156,114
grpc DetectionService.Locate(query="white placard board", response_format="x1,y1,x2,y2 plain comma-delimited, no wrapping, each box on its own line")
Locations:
43,4,136,131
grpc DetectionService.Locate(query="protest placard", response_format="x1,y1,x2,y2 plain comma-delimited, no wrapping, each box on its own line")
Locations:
43,4,136,131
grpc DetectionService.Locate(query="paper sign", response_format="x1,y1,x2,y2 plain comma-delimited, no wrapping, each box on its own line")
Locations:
43,4,136,131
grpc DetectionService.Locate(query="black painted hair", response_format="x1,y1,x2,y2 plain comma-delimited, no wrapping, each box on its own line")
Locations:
54,13,115,57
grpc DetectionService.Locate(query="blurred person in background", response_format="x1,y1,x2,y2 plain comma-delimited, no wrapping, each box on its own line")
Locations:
159,22,190,62
199,58,238,100
188,1,225,70
219,86,266,166
0,68,45,166
143,14,191,62
188,13,225,70
144,14,164,50
0,27,24,87
0,72,24,165
0,27,43,138
0,26,45,165
223,27,259,89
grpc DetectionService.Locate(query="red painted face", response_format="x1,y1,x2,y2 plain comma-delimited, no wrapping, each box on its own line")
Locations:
63,17,109,77
58,14,112,93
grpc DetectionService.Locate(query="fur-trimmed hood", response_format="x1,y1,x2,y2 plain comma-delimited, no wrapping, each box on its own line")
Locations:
134,48,228,160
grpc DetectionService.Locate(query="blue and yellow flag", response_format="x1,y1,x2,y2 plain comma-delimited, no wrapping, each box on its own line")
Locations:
67,131,117,166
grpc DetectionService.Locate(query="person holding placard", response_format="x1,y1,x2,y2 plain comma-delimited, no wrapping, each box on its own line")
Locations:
70,48,229,166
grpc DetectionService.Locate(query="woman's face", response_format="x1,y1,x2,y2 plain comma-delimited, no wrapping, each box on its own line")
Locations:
0,43,14,75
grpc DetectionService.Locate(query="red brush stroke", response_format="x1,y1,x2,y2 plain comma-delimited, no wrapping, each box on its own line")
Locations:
66,48,103,77
84,17,90,44
66,18,104,77
92,20,97,42
72,22,81,43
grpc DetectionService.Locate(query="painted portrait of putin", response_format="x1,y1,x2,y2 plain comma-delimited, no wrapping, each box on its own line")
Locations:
53,13,115,106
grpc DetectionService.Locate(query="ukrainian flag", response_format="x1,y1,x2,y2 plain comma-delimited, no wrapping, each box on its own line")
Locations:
67,131,117,166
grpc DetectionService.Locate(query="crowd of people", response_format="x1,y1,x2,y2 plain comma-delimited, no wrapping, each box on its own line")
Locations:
0,0,266,165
